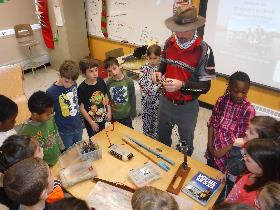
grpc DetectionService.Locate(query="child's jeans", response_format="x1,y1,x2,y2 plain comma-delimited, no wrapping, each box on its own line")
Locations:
59,128,83,149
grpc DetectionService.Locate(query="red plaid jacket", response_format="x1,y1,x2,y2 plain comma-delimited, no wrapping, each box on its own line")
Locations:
208,94,255,172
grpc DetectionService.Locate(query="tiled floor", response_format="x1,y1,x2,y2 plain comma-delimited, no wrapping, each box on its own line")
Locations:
23,67,211,163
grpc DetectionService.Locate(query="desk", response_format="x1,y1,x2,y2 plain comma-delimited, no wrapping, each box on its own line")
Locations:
52,122,224,210
118,55,147,80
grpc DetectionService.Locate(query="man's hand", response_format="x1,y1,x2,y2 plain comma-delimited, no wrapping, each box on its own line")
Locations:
152,72,162,84
163,78,183,92
90,121,99,132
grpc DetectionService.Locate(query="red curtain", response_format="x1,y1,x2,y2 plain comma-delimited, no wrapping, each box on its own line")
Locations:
38,0,54,49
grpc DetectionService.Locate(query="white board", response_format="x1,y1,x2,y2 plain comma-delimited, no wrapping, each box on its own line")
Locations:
203,0,280,90
85,0,174,46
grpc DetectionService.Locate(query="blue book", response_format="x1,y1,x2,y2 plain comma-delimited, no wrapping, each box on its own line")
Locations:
181,172,221,206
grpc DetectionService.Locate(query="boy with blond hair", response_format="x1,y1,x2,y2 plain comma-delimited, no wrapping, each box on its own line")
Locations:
131,186,179,210
47,60,83,149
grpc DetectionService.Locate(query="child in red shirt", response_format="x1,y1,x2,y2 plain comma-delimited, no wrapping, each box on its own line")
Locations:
226,139,280,207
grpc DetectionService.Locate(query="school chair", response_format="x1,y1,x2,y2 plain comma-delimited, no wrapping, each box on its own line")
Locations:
14,24,41,76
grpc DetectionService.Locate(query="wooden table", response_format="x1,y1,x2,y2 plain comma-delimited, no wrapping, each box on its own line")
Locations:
52,122,224,210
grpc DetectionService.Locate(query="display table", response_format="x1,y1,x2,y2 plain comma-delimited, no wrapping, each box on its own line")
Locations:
51,122,224,210
118,55,147,79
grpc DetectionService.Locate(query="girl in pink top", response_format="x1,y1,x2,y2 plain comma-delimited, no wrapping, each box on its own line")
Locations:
226,139,280,207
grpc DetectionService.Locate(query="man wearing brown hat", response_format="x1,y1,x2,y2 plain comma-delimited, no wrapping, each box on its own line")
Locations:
153,6,215,156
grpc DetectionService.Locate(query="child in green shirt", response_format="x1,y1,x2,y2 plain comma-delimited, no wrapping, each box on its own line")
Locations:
105,57,136,128
19,91,61,166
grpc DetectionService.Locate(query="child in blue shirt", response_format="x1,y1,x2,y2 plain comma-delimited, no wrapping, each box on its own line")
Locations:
47,60,83,149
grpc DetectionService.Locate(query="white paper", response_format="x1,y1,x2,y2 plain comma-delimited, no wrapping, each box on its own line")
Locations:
54,6,63,26
87,181,133,210
53,0,63,26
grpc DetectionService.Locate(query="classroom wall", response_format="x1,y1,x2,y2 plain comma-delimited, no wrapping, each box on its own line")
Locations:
88,0,280,111
0,30,48,66
0,0,90,70
47,0,70,70
0,0,48,67
0,0,36,28
62,0,89,64
47,0,89,70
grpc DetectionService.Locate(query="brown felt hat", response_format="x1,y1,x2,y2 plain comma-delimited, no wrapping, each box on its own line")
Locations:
165,6,206,32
